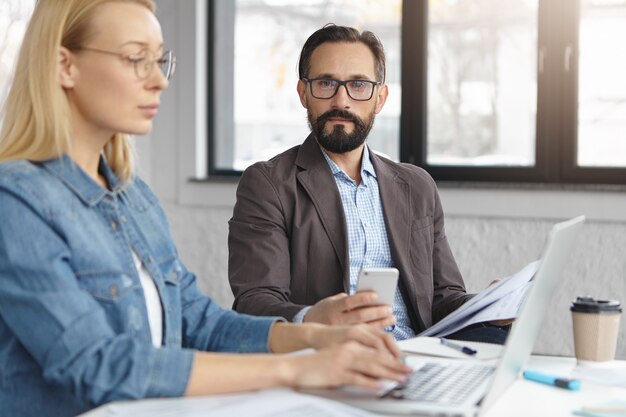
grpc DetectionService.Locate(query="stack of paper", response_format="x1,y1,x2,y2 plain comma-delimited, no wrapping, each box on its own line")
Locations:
419,260,541,338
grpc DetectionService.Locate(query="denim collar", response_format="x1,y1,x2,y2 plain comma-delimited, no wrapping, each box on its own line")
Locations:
320,145,378,184
40,154,123,206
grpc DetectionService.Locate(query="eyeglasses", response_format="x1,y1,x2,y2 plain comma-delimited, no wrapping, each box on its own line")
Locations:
76,47,176,80
302,77,381,101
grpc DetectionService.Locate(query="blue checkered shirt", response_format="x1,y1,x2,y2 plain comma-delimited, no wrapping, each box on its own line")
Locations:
293,146,416,340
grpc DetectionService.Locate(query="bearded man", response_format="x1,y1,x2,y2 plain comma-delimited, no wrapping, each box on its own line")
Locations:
227,24,509,344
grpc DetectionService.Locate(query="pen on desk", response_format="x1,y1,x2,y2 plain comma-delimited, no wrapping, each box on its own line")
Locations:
522,370,581,391
439,338,477,356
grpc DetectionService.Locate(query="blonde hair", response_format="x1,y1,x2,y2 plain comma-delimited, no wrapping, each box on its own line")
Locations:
0,0,156,183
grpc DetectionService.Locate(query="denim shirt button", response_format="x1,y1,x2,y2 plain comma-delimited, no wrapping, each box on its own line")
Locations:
111,220,117,230
110,284,118,297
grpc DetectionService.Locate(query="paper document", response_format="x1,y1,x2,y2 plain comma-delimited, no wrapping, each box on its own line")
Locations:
570,361,626,389
573,400,626,417
78,388,377,417
419,260,540,338
399,336,503,360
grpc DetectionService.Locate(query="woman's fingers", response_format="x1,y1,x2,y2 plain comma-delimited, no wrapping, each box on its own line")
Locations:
382,332,403,358
292,341,411,390
335,343,410,386
341,325,403,359
340,372,385,391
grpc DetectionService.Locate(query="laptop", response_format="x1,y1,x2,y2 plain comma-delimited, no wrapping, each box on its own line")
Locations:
305,215,585,417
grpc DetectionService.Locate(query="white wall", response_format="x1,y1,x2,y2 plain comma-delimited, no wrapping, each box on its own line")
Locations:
144,1,626,359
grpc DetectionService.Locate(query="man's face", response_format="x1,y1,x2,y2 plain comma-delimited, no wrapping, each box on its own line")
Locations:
297,41,388,154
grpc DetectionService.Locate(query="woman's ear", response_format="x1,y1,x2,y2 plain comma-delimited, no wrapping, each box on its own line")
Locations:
58,47,76,89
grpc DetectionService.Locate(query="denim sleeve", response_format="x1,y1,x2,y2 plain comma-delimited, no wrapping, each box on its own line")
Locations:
135,180,286,354
177,262,284,353
0,189,194,405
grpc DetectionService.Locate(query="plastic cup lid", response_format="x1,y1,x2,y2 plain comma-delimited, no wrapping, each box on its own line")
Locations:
570,296,622,313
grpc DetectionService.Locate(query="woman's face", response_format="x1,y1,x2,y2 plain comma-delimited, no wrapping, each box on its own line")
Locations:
64,2,168,140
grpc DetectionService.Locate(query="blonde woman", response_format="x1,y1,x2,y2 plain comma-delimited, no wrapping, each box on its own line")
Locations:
0,1,410,416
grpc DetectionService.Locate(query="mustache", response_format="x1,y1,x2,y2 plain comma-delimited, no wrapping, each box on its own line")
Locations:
316,109,360,126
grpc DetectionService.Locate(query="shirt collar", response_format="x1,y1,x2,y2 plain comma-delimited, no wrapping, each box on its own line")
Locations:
361,146,377,179
41,154,123,206
320,145,378,183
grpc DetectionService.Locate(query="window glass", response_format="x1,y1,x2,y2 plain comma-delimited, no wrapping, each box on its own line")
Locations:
214,0,401,171
577,0,626,167
427,0,538,166
0,1,35,105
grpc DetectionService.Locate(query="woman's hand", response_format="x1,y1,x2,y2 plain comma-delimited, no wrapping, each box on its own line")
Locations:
185,342,410,396
267,322,409,390
284,341,411,390
187,323,410,396
306,323,402,359
269,322,402,359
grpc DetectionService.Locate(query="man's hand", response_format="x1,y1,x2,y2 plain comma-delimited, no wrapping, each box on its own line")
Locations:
486,279,514,327
304,292,396,328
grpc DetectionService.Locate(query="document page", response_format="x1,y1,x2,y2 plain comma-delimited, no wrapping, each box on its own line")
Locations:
399,336,503,360
418,260,540,338
79,389,376,417
571,361,626,389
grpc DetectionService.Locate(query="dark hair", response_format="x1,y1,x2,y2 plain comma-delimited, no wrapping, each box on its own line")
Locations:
298,23,386,83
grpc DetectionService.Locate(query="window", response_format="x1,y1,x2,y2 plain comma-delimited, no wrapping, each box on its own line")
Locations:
576,0,626,168
208,0,626,184
0,1,35,105
209,0,401,174
425,0,538,167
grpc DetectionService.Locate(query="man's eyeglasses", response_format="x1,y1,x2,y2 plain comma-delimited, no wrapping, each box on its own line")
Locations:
302,77,381,101
76,47,176,80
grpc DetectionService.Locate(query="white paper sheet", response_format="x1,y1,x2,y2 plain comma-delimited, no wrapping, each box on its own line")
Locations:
79,389,377,417
399,336,504,360
419,260,540,338
570,361,626,389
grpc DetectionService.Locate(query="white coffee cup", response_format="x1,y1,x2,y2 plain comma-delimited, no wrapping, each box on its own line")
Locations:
570,296,622,365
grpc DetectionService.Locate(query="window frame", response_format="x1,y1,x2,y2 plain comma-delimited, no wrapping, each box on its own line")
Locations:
206,0,626,185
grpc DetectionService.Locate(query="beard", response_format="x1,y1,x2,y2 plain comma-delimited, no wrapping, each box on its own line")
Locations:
308,108,375,154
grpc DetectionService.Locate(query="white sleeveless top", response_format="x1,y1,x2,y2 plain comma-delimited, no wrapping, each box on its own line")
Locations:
131,251,163,347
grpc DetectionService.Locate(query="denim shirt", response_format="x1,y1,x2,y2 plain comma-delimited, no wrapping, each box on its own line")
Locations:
0,156,278,417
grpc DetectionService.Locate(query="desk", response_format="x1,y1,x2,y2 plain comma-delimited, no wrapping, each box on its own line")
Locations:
473,355,625,417
81,355,625,417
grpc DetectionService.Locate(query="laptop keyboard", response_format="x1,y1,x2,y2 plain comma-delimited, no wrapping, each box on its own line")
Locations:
383,362,495,405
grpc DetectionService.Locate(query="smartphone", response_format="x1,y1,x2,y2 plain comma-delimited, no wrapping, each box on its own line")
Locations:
355,268,399,306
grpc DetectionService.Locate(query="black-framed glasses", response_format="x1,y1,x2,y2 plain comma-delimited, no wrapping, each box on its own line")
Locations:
76,47,176,80
302,77,381,101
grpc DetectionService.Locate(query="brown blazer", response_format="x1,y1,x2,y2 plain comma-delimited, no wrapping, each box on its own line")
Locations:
228,135,471,333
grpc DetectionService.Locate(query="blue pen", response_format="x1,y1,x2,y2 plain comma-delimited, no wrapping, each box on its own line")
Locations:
523,370,581,390
439,338,477,356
